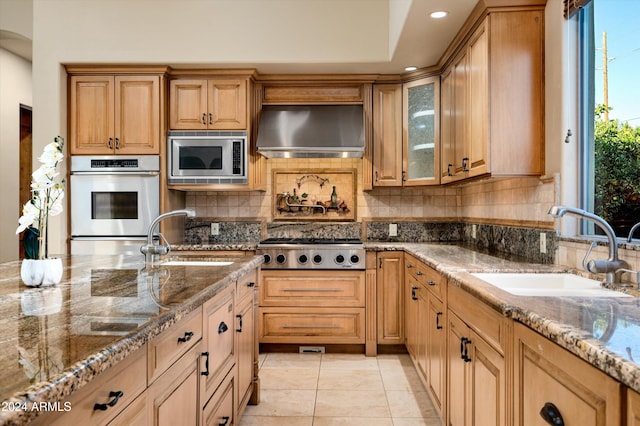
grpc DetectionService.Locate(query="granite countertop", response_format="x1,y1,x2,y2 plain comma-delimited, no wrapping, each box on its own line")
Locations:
0,253,262,425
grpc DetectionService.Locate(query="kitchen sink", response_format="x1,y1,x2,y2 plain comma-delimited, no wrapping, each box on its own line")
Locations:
470,272,632,297
161,260,234,267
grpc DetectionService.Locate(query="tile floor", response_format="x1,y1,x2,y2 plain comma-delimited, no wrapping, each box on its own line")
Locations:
239,352,442,426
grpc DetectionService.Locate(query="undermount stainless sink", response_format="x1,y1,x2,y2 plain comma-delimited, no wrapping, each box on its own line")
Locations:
470,272,632,298
161,260,234,267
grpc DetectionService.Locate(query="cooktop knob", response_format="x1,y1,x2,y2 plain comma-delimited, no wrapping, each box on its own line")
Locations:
313,254,323,264
276,254,286,264
335,254,345,264
263,254,272,264
298,254,308,264
350,254,360,264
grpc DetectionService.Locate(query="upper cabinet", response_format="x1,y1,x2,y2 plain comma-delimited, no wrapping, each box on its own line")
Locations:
68,67,166,155
372,77,440,187
169,78,248,130
441,10,544,183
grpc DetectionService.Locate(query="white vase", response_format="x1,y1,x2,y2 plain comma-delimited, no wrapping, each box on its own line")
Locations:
21,258,63,287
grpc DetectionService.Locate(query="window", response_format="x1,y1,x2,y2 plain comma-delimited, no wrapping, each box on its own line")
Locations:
578,0,640,238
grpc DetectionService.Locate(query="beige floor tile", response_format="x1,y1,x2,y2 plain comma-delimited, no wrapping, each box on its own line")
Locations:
260,366,319,390
262,352,322,368
238,415,313,425
313,417,394,425
320,353,380,370
242,389,316,417
379,364,426,392
376,353,415,368
317,368,384,391
314,389,391,418
386,390,438,418
391,418,442,426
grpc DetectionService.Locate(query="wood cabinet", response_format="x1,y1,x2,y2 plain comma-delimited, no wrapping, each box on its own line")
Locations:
202,369,235,426
170,79,248,130
514,322,622,426
68,69,164,155
372,84,403,186
377,252,404,345
259,270,366,345
628,388,640,425
441,10,544,183
447,282,510,426
404,254,446,417
236,269,258,414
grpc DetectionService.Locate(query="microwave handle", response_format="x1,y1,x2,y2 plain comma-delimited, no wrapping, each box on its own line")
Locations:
71,171,159,176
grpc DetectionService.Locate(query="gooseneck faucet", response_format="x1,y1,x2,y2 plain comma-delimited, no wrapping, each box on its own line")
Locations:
548,206,629,283
141,209,196,265
628,222,640,242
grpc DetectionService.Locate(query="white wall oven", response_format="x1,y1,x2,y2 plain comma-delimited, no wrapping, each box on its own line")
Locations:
70,156,159,255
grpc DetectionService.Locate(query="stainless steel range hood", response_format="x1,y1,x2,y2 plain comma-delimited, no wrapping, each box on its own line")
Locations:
256,105,364,158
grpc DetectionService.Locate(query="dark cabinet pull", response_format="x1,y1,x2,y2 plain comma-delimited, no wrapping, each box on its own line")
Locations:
462,157,469,171
416,271,423,276
402,170,407,182
375,170,379,181
107,137,113,149
411,286,419,300
407,263,414,269
247,281,255,287
447,163,454,176
93,390,124,411
460,337,472,362
201,113,207,125
201,351,210,376
427,280,435,286
436,312,443,329
209,113,213,125
114,137,120,149
236,314,243,332
177,331,194,343
219,416,230,426
218,321,228,334
539,402,564,425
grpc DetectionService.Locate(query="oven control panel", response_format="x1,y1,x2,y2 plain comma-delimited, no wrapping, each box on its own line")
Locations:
258,246,365,270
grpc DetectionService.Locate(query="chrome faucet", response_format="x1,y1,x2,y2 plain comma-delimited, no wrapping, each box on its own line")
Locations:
141,209,196,265
548,206,629,284
628,222,640,242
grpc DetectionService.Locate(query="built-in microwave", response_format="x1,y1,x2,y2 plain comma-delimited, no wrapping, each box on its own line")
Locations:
167,131,248,185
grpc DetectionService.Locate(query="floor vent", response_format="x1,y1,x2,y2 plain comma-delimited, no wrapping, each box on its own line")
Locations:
299,346,325,353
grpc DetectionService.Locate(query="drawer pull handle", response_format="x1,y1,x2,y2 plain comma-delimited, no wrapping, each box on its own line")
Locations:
460,337,472,362
107,137,113,149
93,390,123,411
282,288,342,292
411,286,419,300
114,137,120,149
282,324,341,329
209,113,213,125
407,263,414,268
247,281,256,287
202,351,210,376
218,321,229,334
416,271,423,276
201,113,207,125
219,416,230,426
427,280,436,286
436,312,443,329
236,314,243,332
539,402,564,425
177,331,194,343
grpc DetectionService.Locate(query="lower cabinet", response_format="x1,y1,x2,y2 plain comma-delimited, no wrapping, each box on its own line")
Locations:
628,388,640,425
377,252,404,345
236,268,258,414
202,369,236,426
514,322,622,425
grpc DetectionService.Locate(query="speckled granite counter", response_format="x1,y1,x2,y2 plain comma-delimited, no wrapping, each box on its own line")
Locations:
367,242,640,394
0,253,262,425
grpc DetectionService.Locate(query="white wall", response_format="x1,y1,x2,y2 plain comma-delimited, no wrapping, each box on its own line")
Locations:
0,48,32,262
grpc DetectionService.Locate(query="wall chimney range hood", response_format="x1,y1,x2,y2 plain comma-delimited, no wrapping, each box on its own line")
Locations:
256,105,364,158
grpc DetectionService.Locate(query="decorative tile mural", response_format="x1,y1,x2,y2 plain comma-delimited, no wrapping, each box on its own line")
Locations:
272,169,357,221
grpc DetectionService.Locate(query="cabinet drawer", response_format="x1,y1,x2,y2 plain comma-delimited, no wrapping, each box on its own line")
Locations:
237,268,257,304
260,270,365,307
46,346,147,426
202,369,235,426
405,254,443,300
259,307,365,344
148,307,203,382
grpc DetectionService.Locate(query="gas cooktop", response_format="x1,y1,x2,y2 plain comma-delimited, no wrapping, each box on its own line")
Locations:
258,237,363,245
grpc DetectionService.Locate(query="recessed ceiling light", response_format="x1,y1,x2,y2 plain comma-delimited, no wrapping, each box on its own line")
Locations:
430,11,448,19
404,66,417,72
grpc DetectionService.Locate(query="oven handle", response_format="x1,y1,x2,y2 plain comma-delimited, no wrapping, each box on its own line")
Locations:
71,171,159,176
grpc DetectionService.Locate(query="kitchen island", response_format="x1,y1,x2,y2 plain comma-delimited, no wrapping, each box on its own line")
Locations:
0,254,262,425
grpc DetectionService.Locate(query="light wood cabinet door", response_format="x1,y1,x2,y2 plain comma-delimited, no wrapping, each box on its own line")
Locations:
70,75,114,154
514,323,621,426
169,79,209,130
377,252,404,344
440,66,455,182
372,84,403,187
208,79,247,130
236,290,255,414
70,75,160,155
628,388,640,425
466,20,489,178
447,311,470,426
108,391,148,426
404,275,419,359
426,294,445,415
147,343,201,426
202,369,235,426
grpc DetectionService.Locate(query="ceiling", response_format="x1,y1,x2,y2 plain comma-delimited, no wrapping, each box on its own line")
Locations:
0,0,479,74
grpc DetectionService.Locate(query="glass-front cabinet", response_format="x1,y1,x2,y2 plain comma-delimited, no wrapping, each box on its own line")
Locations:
403,76,440,185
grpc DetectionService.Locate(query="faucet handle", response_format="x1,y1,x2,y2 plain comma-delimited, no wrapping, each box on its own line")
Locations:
614,268,640,289
582,241,598,272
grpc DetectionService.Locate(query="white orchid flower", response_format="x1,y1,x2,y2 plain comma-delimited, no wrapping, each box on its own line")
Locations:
16,201,39,234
